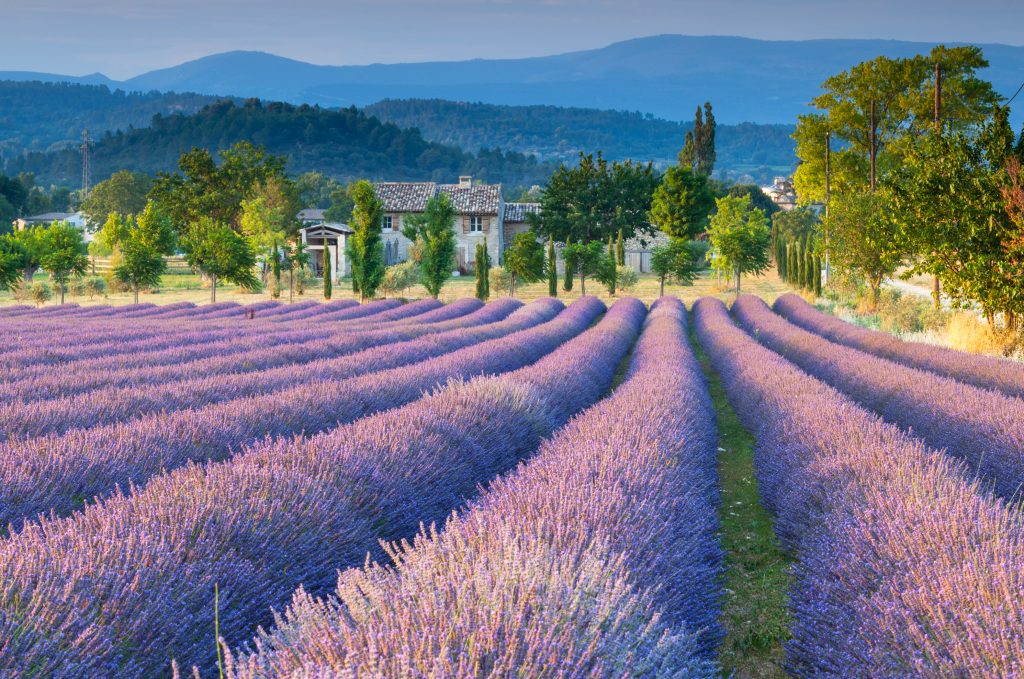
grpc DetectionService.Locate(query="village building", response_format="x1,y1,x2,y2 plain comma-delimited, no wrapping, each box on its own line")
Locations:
13,211,89,233
299,221,353,282
761,176,798,211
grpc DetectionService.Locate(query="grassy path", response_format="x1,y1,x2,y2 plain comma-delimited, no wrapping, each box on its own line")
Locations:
691,328,792,678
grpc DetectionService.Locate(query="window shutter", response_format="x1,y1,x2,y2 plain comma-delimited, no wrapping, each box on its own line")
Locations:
483,217,490,232
462,216,469,234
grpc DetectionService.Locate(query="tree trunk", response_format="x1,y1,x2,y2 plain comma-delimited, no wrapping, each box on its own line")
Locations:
289,270,294,304
659,275,665,298
60,283,65,305
735,269,741,298
510,274,516,298
580,274,586,297
870,280,881,312
211,274,217,304
932,276,941,310
134,284,139,306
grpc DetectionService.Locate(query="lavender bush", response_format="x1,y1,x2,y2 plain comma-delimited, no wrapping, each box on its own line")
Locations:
694,296,1024,676
0,298,639,677
224,297,721,678
732,294,1024,501
775,293,1024,399
0,298,576,529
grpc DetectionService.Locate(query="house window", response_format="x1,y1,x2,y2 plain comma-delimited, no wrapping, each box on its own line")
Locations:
470,216,483,233
382,215,393,231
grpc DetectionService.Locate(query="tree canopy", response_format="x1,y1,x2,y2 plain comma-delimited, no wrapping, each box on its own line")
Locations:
707,194,771,295
402,192,457,298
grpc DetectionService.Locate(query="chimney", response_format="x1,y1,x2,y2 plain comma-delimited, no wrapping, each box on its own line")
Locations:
458,175,473,188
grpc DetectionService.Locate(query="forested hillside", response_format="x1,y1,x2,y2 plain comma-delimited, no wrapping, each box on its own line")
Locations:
365,98,797,180
0,81,219,159
4,99,554,188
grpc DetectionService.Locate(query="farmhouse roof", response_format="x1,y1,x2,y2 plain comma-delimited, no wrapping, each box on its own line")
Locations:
503,202,542,223
24,212,76,222
374,181,502,215
438,183,501,215
375,182,438,213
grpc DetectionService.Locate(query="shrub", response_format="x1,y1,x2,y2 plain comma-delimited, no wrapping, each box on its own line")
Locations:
70,278,87,297
30,281,52,306
616,265,638,293
488,266,511,296
84,277,107,300
381,261,418,298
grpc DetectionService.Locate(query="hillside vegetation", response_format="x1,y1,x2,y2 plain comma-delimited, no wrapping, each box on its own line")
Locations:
0,81,219,159
4,98,554,188
365,98,797,181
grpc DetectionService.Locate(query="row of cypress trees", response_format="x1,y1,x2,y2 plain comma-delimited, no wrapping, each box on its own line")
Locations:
474,235,567,300
776,233,822,296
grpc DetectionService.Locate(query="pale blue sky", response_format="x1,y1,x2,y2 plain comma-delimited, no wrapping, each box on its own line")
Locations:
4,0,1023,78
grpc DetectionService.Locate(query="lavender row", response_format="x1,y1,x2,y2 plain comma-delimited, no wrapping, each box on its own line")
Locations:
225,297,720,678
0,297,633,677
0,300,507,436
775,293,1024,399
732,295,1024,501
0,299,491,404
694,296,1024,675
1,298,444,384
0,298,573,530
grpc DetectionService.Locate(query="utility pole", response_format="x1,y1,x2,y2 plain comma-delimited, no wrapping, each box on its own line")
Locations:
869,100,877,192
80,129,91,199
932,63,942,309
824,130,831,286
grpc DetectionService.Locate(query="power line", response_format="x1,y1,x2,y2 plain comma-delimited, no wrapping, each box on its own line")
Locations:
1008,78,1024,105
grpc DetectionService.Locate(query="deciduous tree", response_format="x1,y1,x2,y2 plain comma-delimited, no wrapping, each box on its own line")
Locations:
707,195,771,297
347,180,385,301
39,222,88,304
402,192,456,299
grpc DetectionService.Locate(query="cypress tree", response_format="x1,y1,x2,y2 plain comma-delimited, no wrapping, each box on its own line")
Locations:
483,245,490,298
606,235,617,295
804,236,814,291
547,236,557,297
270,243,281,299
787,243,797,285
475,243,487,300
794,238,802,288
814,255,823,296
776,239,787,280
616,229,625,266
323,248,332,300
563,236,574,291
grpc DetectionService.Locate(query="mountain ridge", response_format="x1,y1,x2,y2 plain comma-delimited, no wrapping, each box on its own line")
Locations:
3,35,1022,125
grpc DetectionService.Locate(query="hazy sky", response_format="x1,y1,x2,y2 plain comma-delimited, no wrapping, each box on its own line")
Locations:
4,0,1023,79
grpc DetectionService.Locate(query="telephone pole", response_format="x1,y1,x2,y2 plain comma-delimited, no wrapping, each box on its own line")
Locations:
869,100,877,192
932,63,942,309
81,129,91,199
824,130,831,286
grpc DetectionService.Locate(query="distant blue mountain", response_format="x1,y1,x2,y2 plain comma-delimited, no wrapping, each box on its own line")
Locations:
2,35,1022,124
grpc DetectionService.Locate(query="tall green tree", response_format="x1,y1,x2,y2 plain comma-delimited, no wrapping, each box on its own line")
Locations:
562,236,574,292
504,231,545,297
535,152,657,244
323,248,332,300
39,222,88,304
827,191,904,309
888,108,1024,322
150,142,288,234
648,165,715,240
6,226,45,281
80,170,152,228
615,229,625,266
561,241,607,297
605,235,617,295
678,102,717,176
547,236,558,297
101,202,176,304
650,239,699,297
794,47,998,202
0,235,25,291
474,242,489,300
403,192,456,299
347,180,385,302
707,195,771,296
180,216,259,303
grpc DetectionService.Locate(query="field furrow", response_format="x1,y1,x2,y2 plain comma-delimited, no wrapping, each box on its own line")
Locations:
694,296,1024,676
732,294,1024,501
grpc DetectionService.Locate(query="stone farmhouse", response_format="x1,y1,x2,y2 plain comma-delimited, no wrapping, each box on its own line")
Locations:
300,176,542,281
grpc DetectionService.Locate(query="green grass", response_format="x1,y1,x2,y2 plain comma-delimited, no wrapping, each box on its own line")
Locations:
691,328,792,678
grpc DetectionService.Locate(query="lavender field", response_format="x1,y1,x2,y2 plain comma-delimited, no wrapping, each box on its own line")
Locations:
0,296,1020,677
